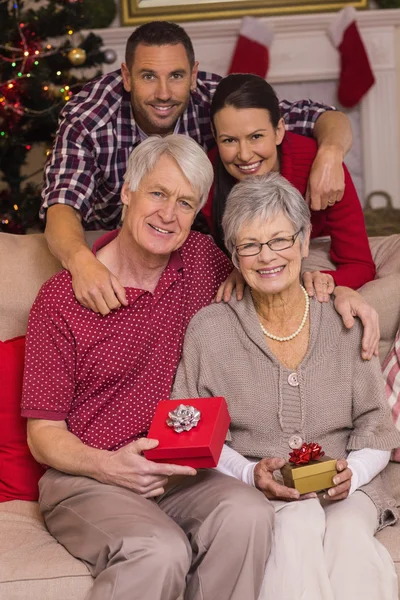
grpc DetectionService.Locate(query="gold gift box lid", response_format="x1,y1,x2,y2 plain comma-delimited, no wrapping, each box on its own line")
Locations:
282,456,337,481
281,456,338,494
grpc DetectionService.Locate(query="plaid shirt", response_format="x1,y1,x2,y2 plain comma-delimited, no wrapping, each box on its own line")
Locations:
41,69,334,230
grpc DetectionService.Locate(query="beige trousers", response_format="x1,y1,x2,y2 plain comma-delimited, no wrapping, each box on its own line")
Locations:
39,468,273,600
259,491,398,600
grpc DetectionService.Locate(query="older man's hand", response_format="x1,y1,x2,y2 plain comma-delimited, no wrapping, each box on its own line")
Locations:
323,459,352,501
333,286,380,360
70,250,128,316
100,437,196,498
305,145,345,211
214,268,245,303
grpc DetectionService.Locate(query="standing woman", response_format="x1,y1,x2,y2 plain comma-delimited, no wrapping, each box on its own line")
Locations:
208,73,375,294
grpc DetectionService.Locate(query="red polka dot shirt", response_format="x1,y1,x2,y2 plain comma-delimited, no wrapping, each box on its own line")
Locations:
21,230,232,450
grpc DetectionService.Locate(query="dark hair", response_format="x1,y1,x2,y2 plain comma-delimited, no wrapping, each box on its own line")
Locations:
125,21,195,70
210,74,282,252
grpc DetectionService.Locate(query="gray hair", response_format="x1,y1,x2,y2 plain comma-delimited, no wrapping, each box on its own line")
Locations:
123,134,214,211
222,172,311,268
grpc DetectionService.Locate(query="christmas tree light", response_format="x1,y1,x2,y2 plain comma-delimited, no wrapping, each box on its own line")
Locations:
0,0,116,233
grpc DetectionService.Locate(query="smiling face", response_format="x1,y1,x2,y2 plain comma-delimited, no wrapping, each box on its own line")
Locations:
121,154,200,260
236,212,310,298
121,43,199,136
213,106,285,181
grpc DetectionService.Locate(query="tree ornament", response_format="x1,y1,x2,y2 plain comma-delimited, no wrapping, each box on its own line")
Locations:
68,47,87,66
103,48,117,64
47,83,63,98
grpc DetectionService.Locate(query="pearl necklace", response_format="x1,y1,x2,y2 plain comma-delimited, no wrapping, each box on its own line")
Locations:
256,285,310,342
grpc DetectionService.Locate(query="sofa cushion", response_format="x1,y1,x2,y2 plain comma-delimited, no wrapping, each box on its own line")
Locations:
302,234,400,364
0,337,45,502
0,234,62,341
0,231,105,342
0,500,92,600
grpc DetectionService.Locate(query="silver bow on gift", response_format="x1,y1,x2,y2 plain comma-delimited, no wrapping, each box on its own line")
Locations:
166,404,201,433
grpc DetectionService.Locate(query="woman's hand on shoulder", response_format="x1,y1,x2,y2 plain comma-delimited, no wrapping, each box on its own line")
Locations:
333,287,380,360
214,267,246,303
303,271,335,302
305,143,345,210
254,457,311,501
323,459,352,501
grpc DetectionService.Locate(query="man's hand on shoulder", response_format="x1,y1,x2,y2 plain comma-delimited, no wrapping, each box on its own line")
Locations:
99,438,196,498
70,248,128,316
214,268,245,303
333,286,380,360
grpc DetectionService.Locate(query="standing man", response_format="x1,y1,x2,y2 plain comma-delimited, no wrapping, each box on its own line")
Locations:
24,135,273,600
42,21,353,316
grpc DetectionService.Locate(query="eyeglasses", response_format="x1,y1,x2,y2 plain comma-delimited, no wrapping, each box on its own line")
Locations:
236,230,301,257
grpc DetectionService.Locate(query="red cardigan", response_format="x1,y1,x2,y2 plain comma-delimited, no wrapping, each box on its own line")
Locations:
204,132,375,289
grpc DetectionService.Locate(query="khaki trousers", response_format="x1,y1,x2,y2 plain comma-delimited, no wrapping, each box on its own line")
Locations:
39,469,273,600
259,491,398,600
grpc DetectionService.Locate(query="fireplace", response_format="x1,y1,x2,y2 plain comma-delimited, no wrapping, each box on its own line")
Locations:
96,8,400,208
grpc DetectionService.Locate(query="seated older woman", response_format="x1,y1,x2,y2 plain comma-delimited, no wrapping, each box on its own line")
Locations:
172,172,400,600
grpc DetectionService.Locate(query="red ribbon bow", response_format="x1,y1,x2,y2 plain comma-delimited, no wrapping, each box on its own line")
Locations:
289,442,325,465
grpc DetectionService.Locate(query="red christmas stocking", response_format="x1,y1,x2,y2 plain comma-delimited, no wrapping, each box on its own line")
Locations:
329,7,375,108
228,17,273,78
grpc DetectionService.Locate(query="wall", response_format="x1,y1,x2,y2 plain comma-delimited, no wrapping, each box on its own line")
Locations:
94,8,400,207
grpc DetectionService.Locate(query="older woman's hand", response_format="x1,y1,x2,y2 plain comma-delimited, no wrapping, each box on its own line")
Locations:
323,459,352,501
254,457,305,501
303,271,335,302
214,267,245,303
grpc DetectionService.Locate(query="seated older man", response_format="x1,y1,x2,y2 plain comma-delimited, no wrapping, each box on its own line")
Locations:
21,135,273,600
22,135,379,600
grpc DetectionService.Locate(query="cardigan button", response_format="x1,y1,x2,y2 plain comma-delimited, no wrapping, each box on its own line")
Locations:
288,372,299,386
288,434,303,450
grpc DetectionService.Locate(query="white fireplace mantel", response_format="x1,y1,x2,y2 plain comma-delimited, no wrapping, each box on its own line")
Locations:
94,8,400,207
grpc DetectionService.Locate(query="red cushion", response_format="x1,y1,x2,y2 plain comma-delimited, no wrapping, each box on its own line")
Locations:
0,336,45,502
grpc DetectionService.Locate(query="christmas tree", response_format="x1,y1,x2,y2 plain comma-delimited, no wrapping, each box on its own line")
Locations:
0,0,117,233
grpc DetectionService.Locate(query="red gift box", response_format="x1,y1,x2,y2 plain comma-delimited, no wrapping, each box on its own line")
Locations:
143,397,230,468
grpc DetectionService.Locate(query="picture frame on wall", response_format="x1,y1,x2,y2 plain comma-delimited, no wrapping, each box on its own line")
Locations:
120,0,367,26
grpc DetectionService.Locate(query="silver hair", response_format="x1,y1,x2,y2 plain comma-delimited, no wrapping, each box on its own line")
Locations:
222,172,311,268
123,134,214,211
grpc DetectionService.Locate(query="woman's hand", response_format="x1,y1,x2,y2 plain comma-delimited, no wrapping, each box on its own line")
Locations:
305,144,345,210
303,271,335,302
254,457,316,501
323,459,352,501
333,287,380,360
214,268,246,303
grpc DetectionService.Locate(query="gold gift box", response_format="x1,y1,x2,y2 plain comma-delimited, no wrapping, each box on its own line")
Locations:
281,456,338,495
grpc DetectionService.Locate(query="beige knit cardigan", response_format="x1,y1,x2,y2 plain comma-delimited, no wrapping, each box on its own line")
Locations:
172,288,400,530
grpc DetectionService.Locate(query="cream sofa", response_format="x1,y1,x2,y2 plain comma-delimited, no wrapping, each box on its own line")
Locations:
0,231,400,600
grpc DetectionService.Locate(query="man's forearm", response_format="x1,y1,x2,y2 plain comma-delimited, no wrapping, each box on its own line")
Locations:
313,111,353,158
44,204,92,272
28,420,108,482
